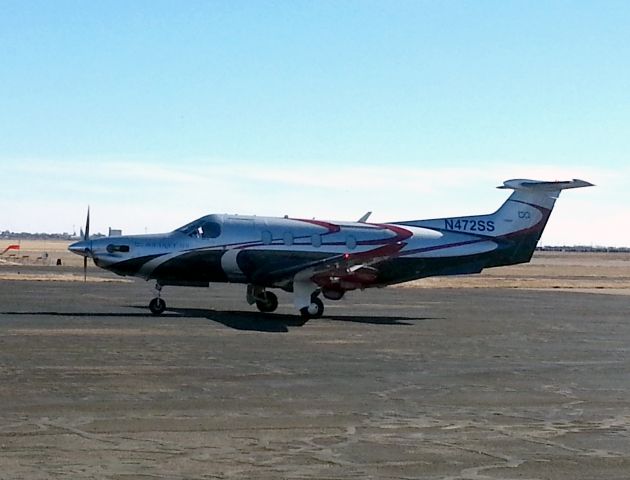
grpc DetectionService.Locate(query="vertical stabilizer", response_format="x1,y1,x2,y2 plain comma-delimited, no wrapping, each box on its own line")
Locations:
493,179,593,236
397,178,593,266
486,179,593,264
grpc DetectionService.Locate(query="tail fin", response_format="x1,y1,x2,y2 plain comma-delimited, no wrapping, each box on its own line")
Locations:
400,178,593,266
486,179,593,264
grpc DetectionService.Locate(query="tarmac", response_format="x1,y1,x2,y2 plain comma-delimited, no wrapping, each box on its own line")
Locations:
0,266,629,479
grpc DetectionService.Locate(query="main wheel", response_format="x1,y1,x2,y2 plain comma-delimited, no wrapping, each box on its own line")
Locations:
300,297,324,319
256,291,278,313
149,297,166,315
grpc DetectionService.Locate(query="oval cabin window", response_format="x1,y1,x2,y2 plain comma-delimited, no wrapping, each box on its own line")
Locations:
346,235,357,250
261,230,273,245
311,234,322,248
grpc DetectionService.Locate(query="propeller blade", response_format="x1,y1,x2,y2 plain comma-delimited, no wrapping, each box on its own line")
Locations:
84,206,90,241
83,207,90,282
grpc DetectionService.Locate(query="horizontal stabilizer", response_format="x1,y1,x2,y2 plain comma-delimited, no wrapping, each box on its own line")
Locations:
498,179,594,191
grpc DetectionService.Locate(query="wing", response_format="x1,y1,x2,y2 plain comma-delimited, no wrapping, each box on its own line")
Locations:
250,242,405,289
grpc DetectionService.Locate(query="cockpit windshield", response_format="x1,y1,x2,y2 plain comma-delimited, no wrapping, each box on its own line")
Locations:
176,216,222,239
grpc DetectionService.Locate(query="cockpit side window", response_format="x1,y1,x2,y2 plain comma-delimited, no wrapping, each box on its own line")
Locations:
176,217,222,239
200,221,221,238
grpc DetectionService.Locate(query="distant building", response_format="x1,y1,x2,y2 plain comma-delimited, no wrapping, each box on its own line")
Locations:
108,228,122,237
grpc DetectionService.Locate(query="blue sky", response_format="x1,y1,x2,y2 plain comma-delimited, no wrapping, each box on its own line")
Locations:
1,1,629,245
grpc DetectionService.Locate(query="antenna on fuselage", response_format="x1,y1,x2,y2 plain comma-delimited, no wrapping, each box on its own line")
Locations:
358,211,372,223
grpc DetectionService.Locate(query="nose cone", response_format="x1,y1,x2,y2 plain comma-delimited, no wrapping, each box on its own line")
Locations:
68,240,91,257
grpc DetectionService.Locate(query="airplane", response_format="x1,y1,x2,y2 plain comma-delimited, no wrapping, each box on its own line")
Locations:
68,178,592,318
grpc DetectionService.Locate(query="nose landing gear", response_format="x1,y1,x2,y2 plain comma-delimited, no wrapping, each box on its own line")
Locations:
149,283,166,315
256,291,278,313
246,285,279,313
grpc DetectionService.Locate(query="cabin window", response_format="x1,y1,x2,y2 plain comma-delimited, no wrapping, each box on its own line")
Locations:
311,234,322,248
261,230,273,245
346,235,357,250
283,232,294,246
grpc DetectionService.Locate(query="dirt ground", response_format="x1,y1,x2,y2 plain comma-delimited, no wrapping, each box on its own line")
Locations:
0,277,629,479
0,240,76,267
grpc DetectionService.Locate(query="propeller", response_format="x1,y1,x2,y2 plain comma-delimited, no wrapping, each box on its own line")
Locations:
68,207,95,281
83,207,90,282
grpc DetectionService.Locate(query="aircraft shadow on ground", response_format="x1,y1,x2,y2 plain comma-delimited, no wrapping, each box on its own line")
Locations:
165,307,438,332
0,308,439,333
0,311,163,318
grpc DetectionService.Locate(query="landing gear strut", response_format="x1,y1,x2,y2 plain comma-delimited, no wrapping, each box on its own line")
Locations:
247,285,279,313
149,283,166,315
293,276,325,319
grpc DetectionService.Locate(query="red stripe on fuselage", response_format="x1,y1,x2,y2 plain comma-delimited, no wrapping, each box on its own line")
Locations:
292,218,341,234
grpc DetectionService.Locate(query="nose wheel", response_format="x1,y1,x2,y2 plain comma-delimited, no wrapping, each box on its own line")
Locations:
247,285,279,313
256,291,278,313
149,283,166,315
149,297,166,315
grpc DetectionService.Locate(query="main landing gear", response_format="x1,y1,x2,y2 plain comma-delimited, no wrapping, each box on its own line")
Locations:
247,284,324,318
300,294,324,319
293,276,325,319
149,283,166,315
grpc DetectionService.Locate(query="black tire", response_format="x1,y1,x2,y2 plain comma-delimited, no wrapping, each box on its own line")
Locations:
300,296,324,319
149,297,166,315
256,291,278,313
